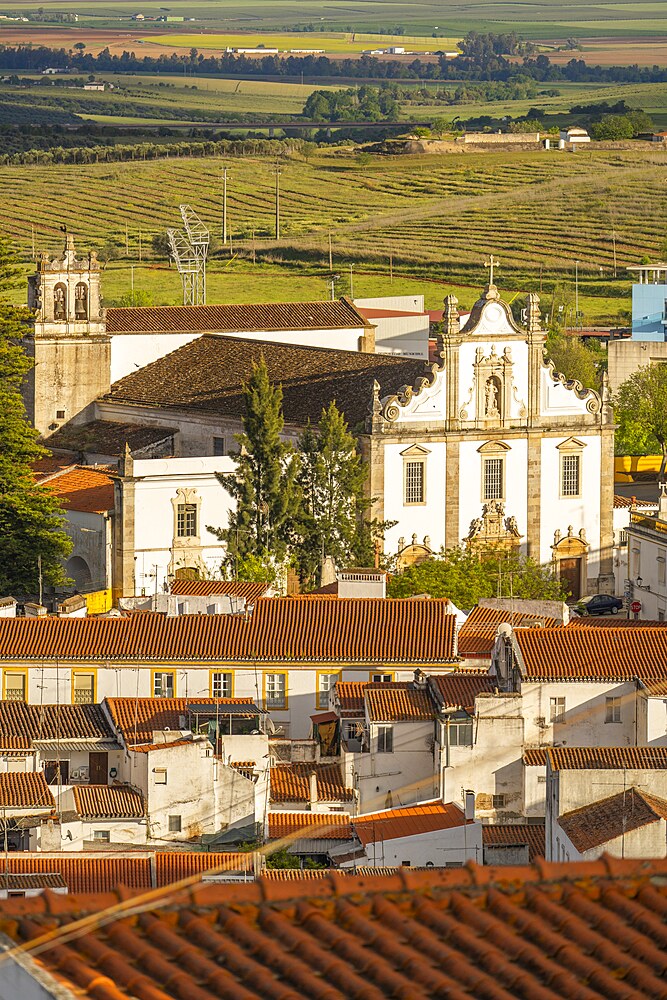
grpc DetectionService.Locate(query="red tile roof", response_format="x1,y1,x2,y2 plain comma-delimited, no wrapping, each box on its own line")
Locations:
364,682,436,722
0,598,457,663
154,851,253,885
429,672,495,712
481,823,545,861
170,579,270,601
458,605,560,655
353,800,469,845
270,763,354,803
0,772,55,810
44,466,115,514
268,812,354,841
3,859,667,998
105,697,258,748
334,680,367,716
559,788,667,853
0,702,116,746
523,747,549,766
515,625,667,680
568,617,667,627
548,746,667,770
106,299,372,335
73,784,145,820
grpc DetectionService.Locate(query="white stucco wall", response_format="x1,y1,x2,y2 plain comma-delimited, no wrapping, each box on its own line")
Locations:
347,820,483,868
383,440,447,553
347,720,438,814
520,679,638,746
110,332,200,382
538,434,602,573
551,815,667,862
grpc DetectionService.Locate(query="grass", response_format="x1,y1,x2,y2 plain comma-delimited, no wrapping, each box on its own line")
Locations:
2,144,666,324
146,31,455,54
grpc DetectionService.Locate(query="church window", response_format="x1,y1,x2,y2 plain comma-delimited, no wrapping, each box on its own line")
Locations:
213,437,226,456
404,460,425,505
177,503,197,537
53,283,67,321
74,282,88,320
560,453,581,498
483,456,504,501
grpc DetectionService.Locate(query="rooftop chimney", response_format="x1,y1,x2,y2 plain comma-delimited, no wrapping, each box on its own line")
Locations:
658,482,667,523
309,771,318,808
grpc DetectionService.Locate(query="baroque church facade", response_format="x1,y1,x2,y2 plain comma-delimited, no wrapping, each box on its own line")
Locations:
23,238,614,599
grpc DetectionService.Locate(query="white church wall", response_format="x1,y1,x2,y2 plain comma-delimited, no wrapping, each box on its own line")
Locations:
538,434,602,571
457,340,530,422
110,333,201,383
382,440,448,553
457,438,528,546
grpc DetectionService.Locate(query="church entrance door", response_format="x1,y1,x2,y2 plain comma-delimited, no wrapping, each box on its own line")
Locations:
559,558,582,601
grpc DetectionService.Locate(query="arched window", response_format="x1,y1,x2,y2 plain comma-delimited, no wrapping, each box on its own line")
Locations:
53,282,67,321
74,282,88,320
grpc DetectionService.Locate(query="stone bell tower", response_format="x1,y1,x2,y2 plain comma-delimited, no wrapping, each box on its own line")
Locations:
23,233,110,437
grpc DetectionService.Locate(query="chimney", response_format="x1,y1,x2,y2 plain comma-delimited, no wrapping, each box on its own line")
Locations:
309,771,318,808
658,483,667,523
320,555,336,588
413,667,427,690
24,602,48,617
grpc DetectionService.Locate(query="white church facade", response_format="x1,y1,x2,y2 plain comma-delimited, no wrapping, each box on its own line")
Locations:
22,238,614,600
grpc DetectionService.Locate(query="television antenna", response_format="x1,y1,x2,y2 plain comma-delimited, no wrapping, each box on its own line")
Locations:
166,204,209,306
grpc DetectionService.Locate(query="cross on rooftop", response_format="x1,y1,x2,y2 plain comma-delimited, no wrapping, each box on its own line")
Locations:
484,255,500,285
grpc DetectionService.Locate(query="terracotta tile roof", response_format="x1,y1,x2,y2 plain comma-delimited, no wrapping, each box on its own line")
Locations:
559,788,667,853
0,772,55,810
364,682,436,722
334,680,368,717
458,605,560,655
154,851,253,885
429,672,495,712
261,867,333,880
642,678,667,697
268,812,354,841
105,697,258,748
170,579,270,601
482,823,545,861
0,702,117,746
612,494,657,509
106,299,372,335
4,858,667,998
568,617,667,627
0,598,457,663
45,419,177,457
269,763,354,803
73,784,145,820
0,872,66,890
515,625,667,681
548,746,667,770
523,747,549,766
106,333,428,427
2,854,152,893
353,800,469,846
43,466,115,514
32,455,76,481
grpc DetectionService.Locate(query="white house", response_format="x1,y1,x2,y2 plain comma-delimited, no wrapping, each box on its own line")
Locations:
625,485,667,620
555,786,667,862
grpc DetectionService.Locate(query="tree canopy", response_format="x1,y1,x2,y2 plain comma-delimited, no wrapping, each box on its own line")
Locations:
0,234,71,595
388,548,568,607
614,364,667,473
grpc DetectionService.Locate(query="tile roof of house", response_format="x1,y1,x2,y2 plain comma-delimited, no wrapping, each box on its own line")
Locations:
106,333,428,427
170,579,271,601
568,616,667,627
3,854,152,893
3,858,667,998
613,494,658,509
0,598,457,664
0,872,66,890
268,812,354,841
481,823,545,861
32,454,77,481
269,763,354,804
0,772,55,810
429,672,496,712
353,800,469,845
0,702,117,748
458,605,560,655
559,788,667,853
73,784,145,820
515,625,667,681
106,299,372,335
105,697,258,748
364,682,436,722
42,465,115,514
154,851,253,884
548,746,667,770
333,680,368,717
523,747,549,766
45,420,177,457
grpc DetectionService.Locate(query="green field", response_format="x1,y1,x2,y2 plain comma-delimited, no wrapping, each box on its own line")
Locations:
2,145,666,324
146,31,455,54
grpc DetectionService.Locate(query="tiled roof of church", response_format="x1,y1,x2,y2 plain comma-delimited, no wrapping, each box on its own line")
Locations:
45,419,177,457
106,299,372,335
106,334,428,426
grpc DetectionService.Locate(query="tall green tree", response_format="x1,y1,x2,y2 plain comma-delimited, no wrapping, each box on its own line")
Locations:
211,358,301,580
388,548,568,607
296,401,391,587
0,235,71,595
545,332,602,390
615,364,667,474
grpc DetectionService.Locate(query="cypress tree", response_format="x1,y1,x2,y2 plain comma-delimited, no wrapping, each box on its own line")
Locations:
0,235,72,596
213,357,301,580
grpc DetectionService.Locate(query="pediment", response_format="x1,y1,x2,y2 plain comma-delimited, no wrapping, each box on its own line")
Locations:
477,441,511,454
555,437,587,451
400,444,431,457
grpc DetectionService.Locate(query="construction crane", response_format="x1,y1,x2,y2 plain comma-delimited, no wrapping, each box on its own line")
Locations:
167,205,209,306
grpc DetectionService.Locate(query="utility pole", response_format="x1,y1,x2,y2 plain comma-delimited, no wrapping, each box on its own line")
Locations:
130,264,135,305
222,166,228,245
274,161,281,240
389,252,393,283
31,223,35,259
613,229,617,278
252,229,256,265
328,232,333,270
38,555,42,607
349,262,354,299
138,229,142,263
575,259,579,325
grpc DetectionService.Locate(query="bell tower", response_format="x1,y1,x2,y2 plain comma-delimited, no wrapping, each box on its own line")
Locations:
23,234,110,437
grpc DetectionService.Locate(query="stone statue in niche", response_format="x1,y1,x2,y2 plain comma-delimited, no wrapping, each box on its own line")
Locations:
54,284,66,321
485,377,500,417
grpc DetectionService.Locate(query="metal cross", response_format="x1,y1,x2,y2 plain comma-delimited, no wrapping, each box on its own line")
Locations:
484,255,500,285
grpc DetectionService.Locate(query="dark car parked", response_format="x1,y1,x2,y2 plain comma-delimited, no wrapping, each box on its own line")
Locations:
573,593,623,616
